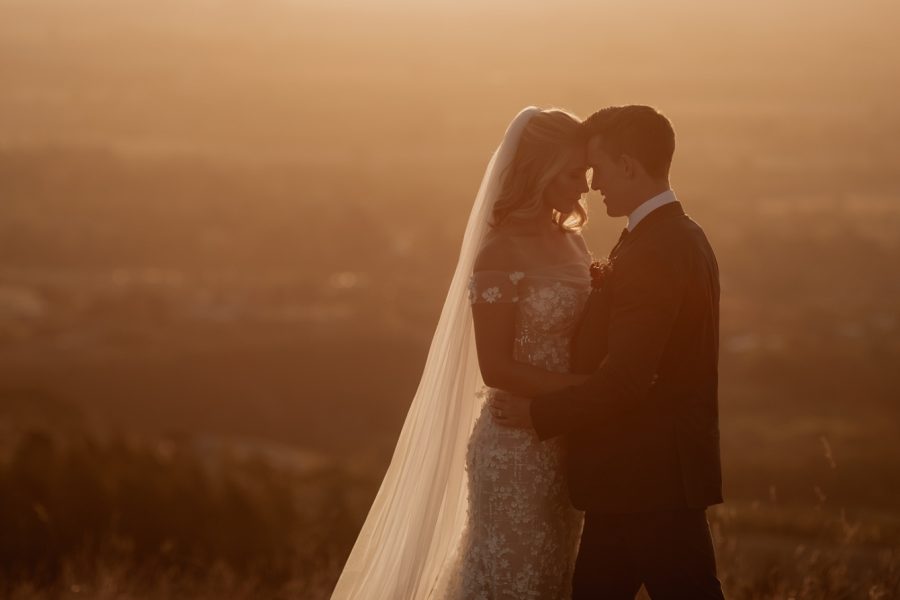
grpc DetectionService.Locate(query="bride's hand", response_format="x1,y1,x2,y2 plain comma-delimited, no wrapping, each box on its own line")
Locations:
490,391,533,429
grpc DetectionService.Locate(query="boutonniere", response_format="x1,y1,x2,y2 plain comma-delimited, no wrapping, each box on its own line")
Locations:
590,258,614,290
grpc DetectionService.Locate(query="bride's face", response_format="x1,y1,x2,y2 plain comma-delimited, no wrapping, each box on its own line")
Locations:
543,149,589,215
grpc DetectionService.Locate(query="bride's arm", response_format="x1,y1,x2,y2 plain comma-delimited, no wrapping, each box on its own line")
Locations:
472,302,589,396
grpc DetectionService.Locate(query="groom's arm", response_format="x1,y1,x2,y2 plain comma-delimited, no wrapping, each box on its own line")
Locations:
530,243,690,441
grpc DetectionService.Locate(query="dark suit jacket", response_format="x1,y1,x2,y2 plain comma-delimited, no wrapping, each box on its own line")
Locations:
530,201,723,514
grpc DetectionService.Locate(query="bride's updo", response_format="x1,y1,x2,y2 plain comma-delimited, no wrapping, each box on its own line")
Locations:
490,108,587,232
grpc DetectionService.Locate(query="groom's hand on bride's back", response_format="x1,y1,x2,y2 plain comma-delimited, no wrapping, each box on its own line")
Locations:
490,391,534,429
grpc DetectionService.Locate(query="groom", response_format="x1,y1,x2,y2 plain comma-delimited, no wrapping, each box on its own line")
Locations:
492,105,725,599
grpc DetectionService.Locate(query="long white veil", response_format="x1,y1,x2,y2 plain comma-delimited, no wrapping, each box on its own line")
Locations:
331,107,540,599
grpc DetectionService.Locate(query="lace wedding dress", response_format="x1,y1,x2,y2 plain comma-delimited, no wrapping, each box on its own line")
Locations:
433,258,591,600
331,108,589,600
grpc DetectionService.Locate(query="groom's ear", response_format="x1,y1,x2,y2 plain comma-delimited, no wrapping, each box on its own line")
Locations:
620,153,638,179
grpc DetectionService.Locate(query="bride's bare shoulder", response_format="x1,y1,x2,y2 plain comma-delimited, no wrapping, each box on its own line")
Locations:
473,229,526,272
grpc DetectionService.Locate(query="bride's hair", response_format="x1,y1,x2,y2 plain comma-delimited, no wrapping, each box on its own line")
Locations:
490,108,587,232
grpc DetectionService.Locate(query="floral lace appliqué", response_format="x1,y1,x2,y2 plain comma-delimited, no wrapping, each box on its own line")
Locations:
481,286,502,303
468,271,522,305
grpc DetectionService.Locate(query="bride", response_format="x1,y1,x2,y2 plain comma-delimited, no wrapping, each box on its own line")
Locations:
332,107,594,599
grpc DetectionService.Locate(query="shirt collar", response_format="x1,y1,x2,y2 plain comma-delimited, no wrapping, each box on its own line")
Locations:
627,189,678,232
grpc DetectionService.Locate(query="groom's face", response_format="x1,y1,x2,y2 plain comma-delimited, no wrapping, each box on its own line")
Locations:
587,135,631,217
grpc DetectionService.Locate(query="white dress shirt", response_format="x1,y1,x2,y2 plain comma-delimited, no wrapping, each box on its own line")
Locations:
627,189,678,232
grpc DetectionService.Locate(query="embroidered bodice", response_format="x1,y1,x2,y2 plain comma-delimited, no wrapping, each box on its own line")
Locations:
468,261,592,374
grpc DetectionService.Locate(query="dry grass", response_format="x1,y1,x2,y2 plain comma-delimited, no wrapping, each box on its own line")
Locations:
1,430,898,600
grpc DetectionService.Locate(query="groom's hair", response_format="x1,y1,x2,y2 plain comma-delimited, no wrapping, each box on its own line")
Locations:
582,105,675,179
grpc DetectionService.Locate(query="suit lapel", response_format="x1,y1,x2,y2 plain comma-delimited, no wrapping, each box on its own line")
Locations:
611,201,686,260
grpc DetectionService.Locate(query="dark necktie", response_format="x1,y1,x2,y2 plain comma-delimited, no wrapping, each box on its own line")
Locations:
608,227,629,258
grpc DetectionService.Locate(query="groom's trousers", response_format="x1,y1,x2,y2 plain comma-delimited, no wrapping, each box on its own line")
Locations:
572,507,725,600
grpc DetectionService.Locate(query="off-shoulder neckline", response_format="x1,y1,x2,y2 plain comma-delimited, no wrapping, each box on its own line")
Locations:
473,259,590,273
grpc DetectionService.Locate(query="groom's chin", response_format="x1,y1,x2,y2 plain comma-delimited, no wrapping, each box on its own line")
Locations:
602,199,616,217
603,201,626,218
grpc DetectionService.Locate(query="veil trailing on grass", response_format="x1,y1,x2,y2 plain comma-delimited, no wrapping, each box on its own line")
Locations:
331,107,540,599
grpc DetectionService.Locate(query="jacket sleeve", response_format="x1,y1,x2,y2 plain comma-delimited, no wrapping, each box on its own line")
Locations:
530,243,690,440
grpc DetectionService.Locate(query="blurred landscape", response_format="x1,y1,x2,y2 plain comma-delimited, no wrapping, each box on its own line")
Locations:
1,0,899,597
